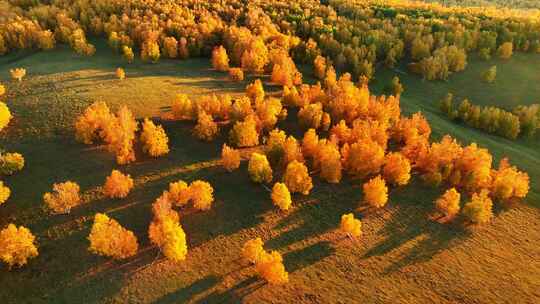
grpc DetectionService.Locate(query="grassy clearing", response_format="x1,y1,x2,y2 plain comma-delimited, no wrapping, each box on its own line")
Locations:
0,42,539,303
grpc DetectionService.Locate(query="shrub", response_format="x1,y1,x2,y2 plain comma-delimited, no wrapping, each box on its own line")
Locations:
382,152,411,186
116,68,125,80
363,175,388,208
88,213,138,259
228,68,244,82
221,144,241,172
271,182,292,211
0,102,11,131
212,45,229,72
103,170,134,199
248,153,272,184
0,152,24,175
229,116,259,147
189,180,214,211
435,188,461,218
0,224,38,268
148,195,187,262
0,181,10,205
193,111,219,141
340,213,362,237
255,251,289,285
283,160,312,195
168,180,191,206
242,238,264,264
462,189,493,224
43,181,81,214
140,118,169,157
10,68,26,82
172,94,194,120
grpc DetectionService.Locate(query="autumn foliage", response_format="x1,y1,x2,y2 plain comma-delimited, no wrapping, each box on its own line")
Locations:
271,182,292,211
462,190,493,224
242,238,264,264
189,180,214,211
140,118,169,157
0,224,38,268
340,213,362,237
435,188,461,218
88,213,139,259
283,160,312,195
248,153,273,184
0,181,10,205
221,144,241,172
255,250,289,285
363,175,388,208
148,194,187,262
0,152,25,175
383,152,411,186
0,102,12,131
103,170,134,199
43,181,81,214
212,45,229,72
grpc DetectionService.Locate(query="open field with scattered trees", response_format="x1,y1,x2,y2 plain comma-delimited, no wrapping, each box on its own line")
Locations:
0,0,539,303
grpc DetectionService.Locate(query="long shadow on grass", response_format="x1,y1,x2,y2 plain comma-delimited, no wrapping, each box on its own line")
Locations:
153,275,222,304
196,276,265,304
283,241,335,273
362,181,472,274
265,181,360,251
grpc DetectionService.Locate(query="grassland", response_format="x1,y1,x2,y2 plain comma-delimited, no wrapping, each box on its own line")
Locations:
0,41,539,303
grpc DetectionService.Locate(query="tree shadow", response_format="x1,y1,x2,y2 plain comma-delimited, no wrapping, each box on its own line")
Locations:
195,276,265,304
283,241,335,273
361,181,472,274
265,181,360,251
152,275,222,304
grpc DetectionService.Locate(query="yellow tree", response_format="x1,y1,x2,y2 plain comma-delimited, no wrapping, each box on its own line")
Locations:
248,153,273,184
221,144,241,172
148,194,187,262
140,118,169,157
43,181,81,214
283,160,312,195
229,115,259,147
88,213,138,259
0,181,10,205
0,224,38,268
0,102,12,131
363,175,388,208
462,189,493,224
172,94,194,120
193,111,219,141
435,188,461,218
255,251,289,285
490,158,529,204
212,45,230,72
168,180,191,206
103,170,134,199
242,238,264,264
271,182,292,211
189,180,214,211
340,213,362,238
382,152,411,186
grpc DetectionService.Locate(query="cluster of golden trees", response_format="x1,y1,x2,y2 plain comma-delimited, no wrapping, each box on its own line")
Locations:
440,94,534,140
75,102,169,164
3,0,539,83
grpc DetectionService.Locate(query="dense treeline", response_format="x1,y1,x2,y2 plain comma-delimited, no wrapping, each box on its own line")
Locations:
422,0,540,10
440,93,540,139
1,0,540,82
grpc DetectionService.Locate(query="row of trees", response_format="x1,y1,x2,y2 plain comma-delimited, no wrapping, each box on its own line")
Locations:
440,93,539,139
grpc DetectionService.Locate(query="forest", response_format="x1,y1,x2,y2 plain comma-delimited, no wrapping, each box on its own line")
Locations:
0,0,538,303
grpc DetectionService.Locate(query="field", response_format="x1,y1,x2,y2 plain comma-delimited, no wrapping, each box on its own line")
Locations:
0,39,539,304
